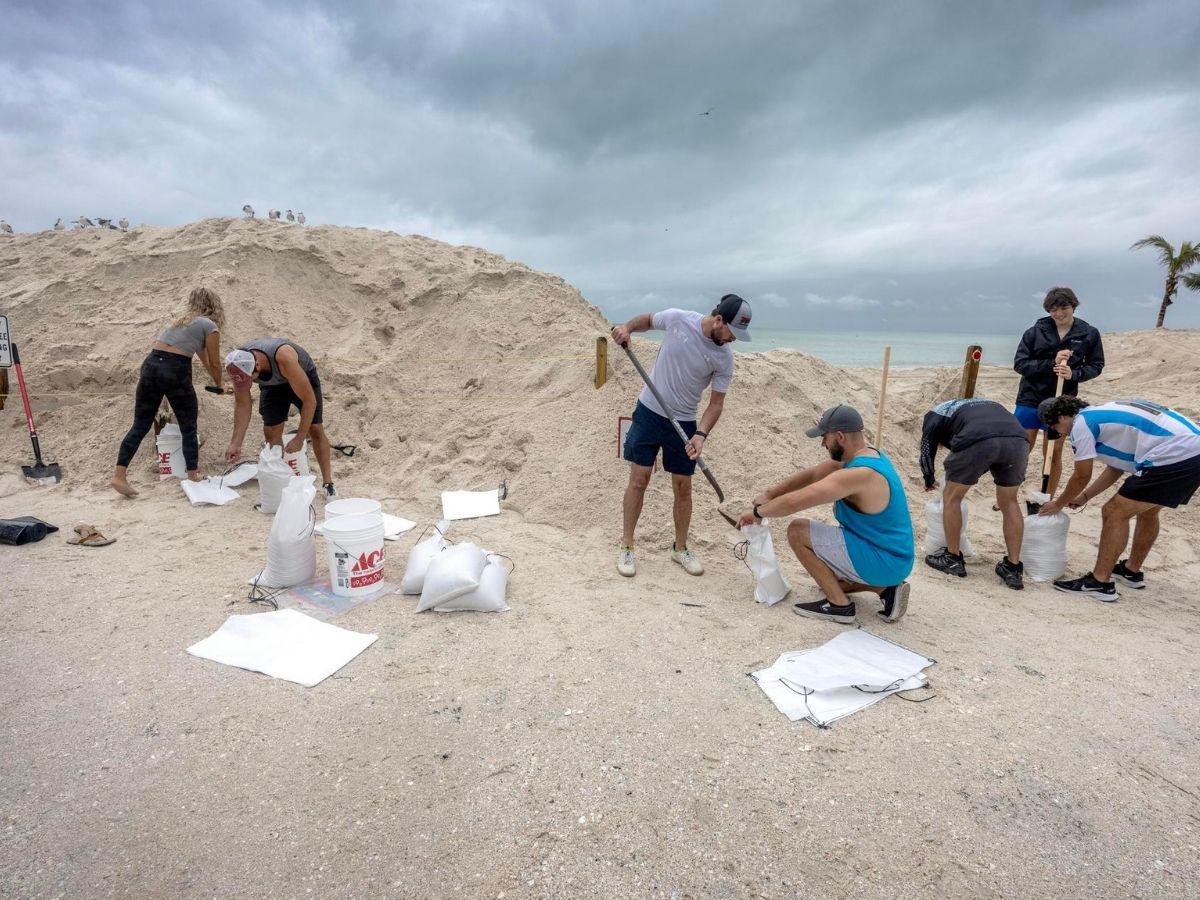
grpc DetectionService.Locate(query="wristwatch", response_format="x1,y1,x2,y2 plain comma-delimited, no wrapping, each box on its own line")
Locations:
753,503,763,521
695,430,708,439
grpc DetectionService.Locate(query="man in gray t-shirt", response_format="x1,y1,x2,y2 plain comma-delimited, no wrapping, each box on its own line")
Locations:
610,293,750,578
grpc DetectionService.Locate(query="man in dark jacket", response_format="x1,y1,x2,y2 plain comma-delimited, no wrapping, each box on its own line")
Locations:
919,399,1030,588
1012,287,1104,496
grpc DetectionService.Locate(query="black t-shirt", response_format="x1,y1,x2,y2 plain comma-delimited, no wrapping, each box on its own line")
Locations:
919,399,1027,488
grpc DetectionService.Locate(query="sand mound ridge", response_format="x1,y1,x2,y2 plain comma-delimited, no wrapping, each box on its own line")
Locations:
0,218,873,546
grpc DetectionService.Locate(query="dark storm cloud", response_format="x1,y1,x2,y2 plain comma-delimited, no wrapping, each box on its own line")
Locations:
2,0,1198,332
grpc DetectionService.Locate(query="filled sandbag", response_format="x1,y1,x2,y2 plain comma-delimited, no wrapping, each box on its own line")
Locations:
257,443,296,514
416,542,488,612
924,496,976,558
399,520,450,594
740,521,791,606
1021,492,1069,582
255,475,317,588
435,555,511,612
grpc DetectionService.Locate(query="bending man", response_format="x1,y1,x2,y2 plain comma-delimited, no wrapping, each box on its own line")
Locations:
223,337,337,498
611,294,751,577
919,398,1030,589
738,405,914,624
1039,396,1200,601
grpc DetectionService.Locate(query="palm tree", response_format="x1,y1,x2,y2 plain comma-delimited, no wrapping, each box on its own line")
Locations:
1131,235,1200,327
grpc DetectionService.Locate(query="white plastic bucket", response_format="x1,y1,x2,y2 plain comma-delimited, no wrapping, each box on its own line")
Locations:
324,498,382,523
156,423,185,479
282,431,311,476
323,513,386,597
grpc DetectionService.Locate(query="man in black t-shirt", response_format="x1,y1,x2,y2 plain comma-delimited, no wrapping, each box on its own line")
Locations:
919,398,1030,588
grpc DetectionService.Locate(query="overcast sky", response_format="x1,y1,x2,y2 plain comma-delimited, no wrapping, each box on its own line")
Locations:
3,0,1198,333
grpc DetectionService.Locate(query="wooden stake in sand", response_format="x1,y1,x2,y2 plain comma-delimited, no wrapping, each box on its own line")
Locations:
959,345,983,399
875,345,891,447
594,336,608,389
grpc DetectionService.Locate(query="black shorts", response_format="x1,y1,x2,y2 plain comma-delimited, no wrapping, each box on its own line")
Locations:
943,436,1029,488
259,368,324,427
1118,455,1200,508
622,401,697,476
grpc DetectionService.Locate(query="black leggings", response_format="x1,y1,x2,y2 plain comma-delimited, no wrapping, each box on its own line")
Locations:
117,351,199,471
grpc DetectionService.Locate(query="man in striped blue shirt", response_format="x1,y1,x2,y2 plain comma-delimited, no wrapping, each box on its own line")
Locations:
1038,396,1200,600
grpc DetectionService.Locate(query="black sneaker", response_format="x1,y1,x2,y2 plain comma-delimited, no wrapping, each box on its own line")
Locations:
323,482,338,500
995,556,1024,591
792,598,856,624
925,547,966,577
1112,560,1145,589
878,582,910,623
1053,573,1119,602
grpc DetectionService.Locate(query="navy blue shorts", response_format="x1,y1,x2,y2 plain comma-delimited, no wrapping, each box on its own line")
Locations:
259,368,324,427
623,401,697,476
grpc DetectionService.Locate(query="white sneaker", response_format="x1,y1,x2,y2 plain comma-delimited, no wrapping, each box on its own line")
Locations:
617,546,636,577
671,545,704,576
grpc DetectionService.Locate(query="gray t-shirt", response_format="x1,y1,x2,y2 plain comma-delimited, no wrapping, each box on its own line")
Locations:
637,309,734,421
157,316,218,355
239,337,317,387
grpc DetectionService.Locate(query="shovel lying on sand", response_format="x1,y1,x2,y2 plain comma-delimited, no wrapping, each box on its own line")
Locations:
617,341,739,530
10,343,62,484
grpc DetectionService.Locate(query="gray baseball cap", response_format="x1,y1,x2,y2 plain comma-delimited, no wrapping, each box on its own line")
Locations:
805,404,865,438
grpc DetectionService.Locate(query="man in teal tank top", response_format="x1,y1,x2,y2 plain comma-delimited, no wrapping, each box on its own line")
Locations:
737,405,915,624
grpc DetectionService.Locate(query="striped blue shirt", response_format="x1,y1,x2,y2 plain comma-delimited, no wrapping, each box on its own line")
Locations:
1070,400,1200,472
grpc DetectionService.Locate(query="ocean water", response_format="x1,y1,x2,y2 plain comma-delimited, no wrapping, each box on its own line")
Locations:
735,329,1016,368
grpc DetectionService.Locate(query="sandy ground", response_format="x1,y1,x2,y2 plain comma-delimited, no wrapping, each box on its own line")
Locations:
2,220,1199,898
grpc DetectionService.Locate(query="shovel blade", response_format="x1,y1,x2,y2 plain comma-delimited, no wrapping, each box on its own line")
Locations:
22,463,62,485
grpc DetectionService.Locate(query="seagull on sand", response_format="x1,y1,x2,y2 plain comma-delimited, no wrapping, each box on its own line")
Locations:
297,211,306,225
53,218,64,231
119,218,129,232
98,218,112,228
268,209,281,221
0,220,12,235
242,204,255,218
286,209,295,223
78,217,95,228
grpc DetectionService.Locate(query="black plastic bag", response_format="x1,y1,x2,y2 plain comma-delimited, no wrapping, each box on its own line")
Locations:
0,516,59,546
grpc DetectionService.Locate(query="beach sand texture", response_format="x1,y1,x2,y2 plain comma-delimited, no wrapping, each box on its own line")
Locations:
2,218,1198,898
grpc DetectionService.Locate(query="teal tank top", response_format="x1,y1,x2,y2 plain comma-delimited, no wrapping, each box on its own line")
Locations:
834,451,914,587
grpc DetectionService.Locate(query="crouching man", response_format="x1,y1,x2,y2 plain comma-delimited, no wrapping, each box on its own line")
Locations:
1038,396,1200,601
738,405,915,624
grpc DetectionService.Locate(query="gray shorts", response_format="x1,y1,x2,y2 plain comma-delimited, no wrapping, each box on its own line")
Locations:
944,436,1029,488
808,521,864,584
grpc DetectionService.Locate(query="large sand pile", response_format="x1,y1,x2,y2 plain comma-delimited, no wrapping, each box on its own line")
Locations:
3,220,1199,897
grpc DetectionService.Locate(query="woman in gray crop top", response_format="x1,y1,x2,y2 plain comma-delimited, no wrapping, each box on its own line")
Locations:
110,287,226,497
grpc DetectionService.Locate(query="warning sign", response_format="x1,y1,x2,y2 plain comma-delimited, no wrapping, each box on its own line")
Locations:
0,316,10,368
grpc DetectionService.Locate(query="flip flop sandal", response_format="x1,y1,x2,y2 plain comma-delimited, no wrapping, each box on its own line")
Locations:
68,524,116,547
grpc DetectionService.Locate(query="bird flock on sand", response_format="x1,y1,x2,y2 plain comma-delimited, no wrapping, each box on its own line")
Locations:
242,205,306,225
0,207,310,235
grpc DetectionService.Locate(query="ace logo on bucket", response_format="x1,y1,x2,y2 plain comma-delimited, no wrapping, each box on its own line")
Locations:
344,548,384,588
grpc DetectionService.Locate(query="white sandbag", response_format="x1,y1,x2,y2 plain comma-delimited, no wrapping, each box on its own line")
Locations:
399,520,450,595
256,475,317,588
740,521,791,606
924,496,975,558
416,542,487,612
257,443,296,514
1021,492,1070,582
435,555,511,612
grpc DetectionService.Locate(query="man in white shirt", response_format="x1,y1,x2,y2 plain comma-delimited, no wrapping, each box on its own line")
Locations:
1038,396,1200,600
610,294,751,577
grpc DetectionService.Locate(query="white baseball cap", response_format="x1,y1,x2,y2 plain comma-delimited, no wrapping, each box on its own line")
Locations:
224,349,255,376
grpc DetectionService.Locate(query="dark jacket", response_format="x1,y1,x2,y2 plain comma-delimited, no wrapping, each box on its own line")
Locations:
919,399,1028,489
1013,316,1104,409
